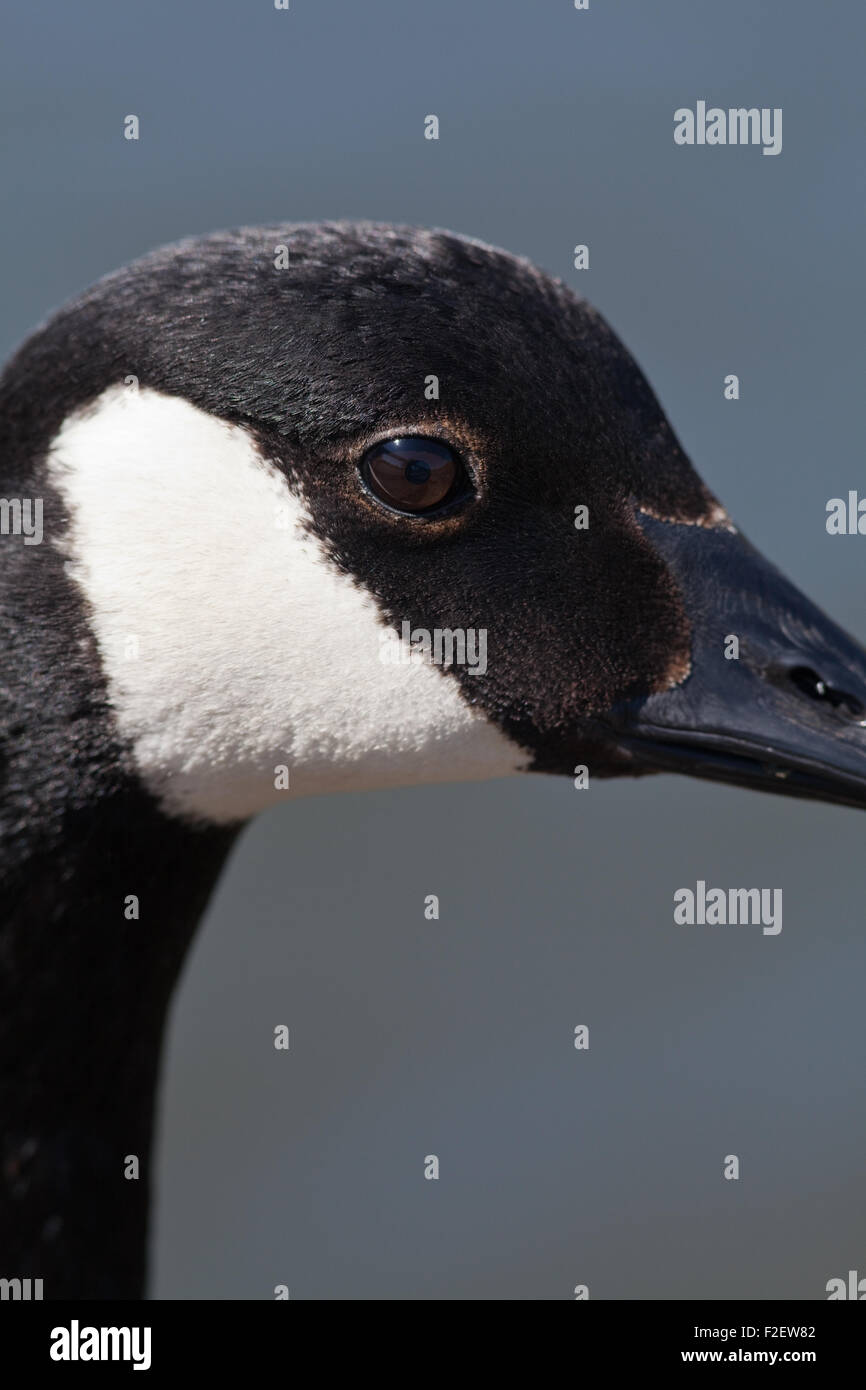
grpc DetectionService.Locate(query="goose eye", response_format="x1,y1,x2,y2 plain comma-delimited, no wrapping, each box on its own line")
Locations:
361,437,463,514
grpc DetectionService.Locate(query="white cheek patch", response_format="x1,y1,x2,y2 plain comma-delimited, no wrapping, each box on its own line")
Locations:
47,386,526,824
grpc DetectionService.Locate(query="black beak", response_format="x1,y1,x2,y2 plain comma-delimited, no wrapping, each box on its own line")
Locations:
609,514,866,810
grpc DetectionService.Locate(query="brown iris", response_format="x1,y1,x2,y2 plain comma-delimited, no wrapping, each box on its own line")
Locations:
361,437,462,514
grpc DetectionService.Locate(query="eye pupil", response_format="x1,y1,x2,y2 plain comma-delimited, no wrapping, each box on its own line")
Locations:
405,460,431,485
361,436,464,515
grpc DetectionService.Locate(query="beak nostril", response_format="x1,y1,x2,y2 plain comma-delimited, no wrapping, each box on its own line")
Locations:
789,666,829,700
787,665,865,719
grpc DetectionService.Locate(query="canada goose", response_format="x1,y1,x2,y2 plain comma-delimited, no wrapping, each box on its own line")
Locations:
2,222,864,1299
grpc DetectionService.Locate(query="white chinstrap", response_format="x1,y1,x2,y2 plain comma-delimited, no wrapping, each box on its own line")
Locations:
48,386,525,824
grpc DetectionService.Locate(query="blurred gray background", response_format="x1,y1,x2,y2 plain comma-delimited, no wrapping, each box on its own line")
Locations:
2,0,864,1298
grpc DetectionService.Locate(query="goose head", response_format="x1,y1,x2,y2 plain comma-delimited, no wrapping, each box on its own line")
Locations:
2,221,866,1300
12,220,866,824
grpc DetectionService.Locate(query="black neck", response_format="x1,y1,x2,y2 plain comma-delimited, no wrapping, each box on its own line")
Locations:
0,791,236,1299
0,321,239,1298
